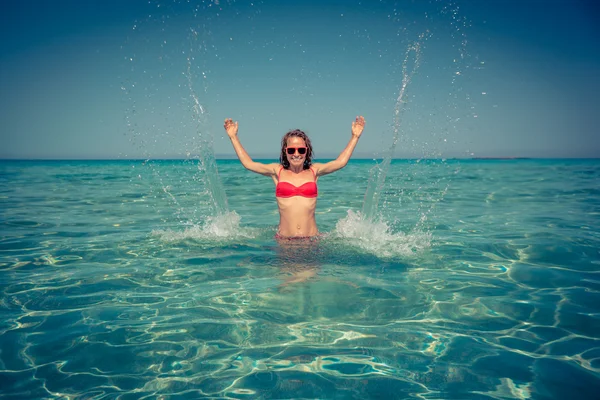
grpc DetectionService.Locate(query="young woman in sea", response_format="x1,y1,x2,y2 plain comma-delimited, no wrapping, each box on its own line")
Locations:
224,116,366,239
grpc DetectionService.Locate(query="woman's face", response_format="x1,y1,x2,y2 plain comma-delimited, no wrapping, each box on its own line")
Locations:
285,137,307,168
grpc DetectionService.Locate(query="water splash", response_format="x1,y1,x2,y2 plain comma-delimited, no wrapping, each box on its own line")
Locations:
335,36,431,256
186,27,229,216
152,211,258,242
333,210,431,258
124,12,238,238
148,27,237,239
362,34,427,221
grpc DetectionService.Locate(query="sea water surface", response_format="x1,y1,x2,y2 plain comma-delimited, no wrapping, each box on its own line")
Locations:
1,159,599,399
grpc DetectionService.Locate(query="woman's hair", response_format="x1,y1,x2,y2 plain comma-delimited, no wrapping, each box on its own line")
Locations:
279,129,314,169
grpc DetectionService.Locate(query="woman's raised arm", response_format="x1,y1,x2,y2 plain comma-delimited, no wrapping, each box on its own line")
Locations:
314,116,365,176
224,118,277,176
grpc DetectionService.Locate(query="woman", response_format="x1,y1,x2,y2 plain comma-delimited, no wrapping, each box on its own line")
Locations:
224,116,365,238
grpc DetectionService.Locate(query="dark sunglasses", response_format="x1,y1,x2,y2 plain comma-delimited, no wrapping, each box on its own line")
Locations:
286,147,307,155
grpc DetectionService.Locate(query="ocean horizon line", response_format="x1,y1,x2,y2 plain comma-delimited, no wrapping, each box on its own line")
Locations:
1,156,599,162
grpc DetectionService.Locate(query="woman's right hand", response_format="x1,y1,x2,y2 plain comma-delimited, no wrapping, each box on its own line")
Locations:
224,118,239,139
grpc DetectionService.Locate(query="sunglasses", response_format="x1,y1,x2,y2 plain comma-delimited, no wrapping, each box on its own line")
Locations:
286,147,307,155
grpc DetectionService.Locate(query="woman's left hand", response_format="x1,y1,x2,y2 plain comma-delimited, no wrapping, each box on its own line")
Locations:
351,116,366,138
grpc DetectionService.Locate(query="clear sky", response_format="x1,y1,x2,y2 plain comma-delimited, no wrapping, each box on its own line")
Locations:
1,0,599,159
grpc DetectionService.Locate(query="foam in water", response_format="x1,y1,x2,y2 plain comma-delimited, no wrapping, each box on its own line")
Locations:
333,210,431,258
152,211,258,242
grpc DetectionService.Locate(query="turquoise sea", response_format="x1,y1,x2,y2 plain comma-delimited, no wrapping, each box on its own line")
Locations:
1,158,599,399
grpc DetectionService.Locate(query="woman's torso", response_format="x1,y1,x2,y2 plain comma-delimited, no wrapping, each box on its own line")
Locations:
274,166,318,237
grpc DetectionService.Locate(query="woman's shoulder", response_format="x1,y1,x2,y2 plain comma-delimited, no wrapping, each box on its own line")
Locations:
253,162,281,177
310,162,324,175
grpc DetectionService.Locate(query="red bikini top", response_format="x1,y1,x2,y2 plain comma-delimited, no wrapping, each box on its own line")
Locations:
275,167,318,198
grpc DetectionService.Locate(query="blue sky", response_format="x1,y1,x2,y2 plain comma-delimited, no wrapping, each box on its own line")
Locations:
1,0,599,159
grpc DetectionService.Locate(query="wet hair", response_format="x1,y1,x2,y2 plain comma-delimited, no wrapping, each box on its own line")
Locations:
279,129,314,169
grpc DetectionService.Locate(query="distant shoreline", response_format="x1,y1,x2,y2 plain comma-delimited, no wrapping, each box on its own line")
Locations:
470,157,532,160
